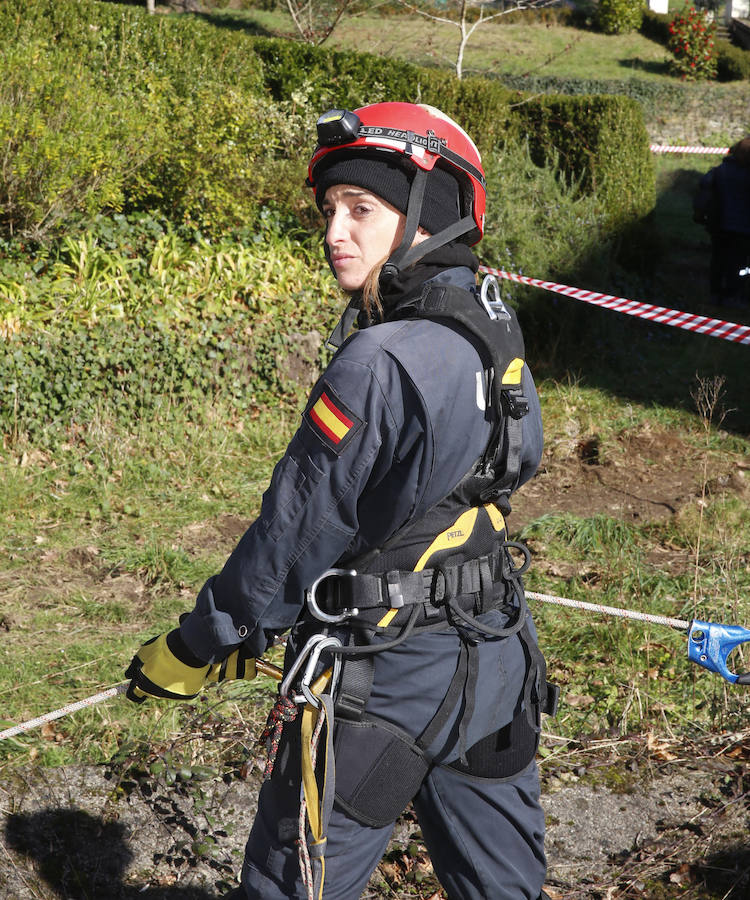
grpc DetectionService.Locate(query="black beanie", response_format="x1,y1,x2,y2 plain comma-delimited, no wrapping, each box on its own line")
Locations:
314,151,461,237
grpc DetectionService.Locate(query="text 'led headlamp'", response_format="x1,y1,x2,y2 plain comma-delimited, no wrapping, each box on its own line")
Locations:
316,109,362,147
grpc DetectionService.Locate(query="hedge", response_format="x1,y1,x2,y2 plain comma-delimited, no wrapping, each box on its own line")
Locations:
1,0,654,244
509,93,654,228
247,36,654,228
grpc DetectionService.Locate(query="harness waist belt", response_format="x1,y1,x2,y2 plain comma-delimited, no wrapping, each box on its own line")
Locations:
320,549,509,615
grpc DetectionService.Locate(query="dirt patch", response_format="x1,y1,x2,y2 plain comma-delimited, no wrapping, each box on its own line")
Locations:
1,732,748,899
512,424,742,531
179,514,253,555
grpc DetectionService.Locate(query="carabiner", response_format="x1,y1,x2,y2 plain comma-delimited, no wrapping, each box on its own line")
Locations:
688,619,750,684
306,568,358,623
279,634,343,705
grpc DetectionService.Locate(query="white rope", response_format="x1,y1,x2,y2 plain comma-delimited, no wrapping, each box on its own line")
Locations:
527,590,689,631
0,601,689,745
0,683,128,742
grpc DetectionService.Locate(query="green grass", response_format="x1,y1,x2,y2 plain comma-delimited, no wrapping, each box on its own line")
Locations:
1,368,748,772
331,15,673,81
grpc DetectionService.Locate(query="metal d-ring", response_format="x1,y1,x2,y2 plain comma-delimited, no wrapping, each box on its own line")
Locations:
479,274,510,321
305,568,359,623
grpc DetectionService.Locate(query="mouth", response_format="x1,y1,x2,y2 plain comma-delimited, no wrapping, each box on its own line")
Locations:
331,254,353,267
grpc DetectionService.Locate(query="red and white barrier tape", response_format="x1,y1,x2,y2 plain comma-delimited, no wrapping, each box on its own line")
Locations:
478,266,750,346
650,144,729,155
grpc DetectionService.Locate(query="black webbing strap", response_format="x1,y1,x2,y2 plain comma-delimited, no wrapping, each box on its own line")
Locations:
319,549,506,615
325,297,361,351
415,643,467,753
334,652,375,722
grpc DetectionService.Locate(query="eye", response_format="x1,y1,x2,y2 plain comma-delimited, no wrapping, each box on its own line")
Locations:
353,203,373,216
322,207,334,219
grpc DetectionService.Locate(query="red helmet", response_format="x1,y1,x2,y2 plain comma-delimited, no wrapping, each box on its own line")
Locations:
308,102,486,246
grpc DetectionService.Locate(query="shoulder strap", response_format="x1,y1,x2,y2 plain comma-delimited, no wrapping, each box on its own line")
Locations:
400,280,529,510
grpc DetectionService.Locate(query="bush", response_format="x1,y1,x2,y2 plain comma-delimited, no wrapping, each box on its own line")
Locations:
642,8,747,82
508,93,655,228
716,38,750,81
640,8,672,44
0,41,153,241
597,0,645,35
0,0,278,240
668,6,717,81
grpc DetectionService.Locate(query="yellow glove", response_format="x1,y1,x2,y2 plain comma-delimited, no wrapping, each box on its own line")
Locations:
206,646,257,684
125,629,214,703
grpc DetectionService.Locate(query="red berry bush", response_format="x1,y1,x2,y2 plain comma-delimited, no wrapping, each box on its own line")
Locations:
668,6,717,80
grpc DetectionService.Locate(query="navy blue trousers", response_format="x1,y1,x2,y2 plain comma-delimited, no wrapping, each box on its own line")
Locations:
241,752,545,899
239,621,547,899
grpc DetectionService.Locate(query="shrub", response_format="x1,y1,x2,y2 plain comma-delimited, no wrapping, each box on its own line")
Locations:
597,0,645,35
668,6,717,81
0,41,153,241
508,93,655,228
643,8,745,82
715,38,750,82
640,9,672,44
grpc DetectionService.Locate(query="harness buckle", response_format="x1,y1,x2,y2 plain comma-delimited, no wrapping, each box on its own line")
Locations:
503,389,529,420
306,568,359,623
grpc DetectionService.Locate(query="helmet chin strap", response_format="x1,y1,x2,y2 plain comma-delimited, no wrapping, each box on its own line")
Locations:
380,167,474,283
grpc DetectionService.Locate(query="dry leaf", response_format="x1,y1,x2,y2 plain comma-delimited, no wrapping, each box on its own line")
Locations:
647,731,678,761
566,693,595,708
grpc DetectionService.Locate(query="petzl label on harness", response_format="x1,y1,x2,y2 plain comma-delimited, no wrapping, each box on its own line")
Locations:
305,382,363,453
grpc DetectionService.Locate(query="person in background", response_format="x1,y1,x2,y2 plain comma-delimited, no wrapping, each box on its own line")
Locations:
125,102,555,900
694,137,750,308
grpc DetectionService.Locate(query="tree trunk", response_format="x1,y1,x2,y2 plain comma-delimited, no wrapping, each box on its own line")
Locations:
147,0,155,14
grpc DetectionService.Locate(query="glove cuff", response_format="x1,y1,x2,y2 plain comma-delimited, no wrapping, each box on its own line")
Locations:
167,628,209,668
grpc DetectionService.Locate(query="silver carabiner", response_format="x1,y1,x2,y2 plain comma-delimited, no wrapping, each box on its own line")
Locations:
306,568,359,624
299,636,343,708
280,633,328,698
279,634,343,706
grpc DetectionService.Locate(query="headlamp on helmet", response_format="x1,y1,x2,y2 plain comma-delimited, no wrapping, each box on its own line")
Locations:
316,109,363,147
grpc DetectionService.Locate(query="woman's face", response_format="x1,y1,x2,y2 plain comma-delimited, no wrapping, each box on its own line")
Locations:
322,185,408,292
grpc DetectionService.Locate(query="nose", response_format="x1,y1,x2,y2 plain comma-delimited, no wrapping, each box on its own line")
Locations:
325,208,348,247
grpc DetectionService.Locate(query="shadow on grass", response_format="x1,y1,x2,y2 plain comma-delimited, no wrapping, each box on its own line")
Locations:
618,57,672,76
5,808,224,899
194,12,278,38
517,163,750,436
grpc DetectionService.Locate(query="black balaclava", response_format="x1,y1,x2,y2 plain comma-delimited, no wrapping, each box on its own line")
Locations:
315,150,478,341
314,151,462,239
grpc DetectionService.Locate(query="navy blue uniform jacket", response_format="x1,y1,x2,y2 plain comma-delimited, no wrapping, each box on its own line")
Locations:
180,266,544,753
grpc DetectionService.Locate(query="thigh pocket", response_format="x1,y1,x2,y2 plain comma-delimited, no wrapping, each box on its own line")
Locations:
446,705,539,781
334,718,430,828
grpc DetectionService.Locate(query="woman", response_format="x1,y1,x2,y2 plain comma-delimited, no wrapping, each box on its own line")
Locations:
126,102,553,900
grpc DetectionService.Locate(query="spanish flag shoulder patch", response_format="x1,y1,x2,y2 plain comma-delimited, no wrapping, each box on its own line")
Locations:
304,382,363,454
